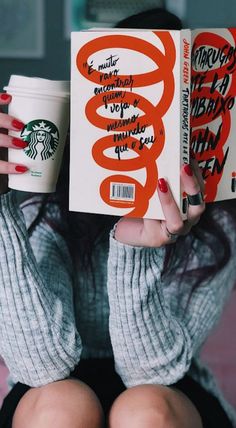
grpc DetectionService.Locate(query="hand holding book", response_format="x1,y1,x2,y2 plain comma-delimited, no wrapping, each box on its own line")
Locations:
70,28,236,219
114,158,205,247
70,29,191,220
0,93,28,194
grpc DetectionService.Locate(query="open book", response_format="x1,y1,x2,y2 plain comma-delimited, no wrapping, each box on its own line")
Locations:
69,28,236,219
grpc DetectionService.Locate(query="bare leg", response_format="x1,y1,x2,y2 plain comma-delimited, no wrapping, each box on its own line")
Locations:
12,379,104,428
108,384,203,428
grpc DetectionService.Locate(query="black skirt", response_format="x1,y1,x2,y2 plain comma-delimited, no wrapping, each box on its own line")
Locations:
0,358,233,428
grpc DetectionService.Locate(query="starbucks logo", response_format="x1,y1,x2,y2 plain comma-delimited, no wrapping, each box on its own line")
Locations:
21,119,59,161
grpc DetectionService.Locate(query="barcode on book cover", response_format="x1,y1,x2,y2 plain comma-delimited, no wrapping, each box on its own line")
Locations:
110,183,135,201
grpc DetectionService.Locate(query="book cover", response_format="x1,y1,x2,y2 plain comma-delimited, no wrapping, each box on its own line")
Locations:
70,29,191,219
191,28,236,202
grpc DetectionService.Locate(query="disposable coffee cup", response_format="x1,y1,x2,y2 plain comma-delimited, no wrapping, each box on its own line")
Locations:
3,75,70,193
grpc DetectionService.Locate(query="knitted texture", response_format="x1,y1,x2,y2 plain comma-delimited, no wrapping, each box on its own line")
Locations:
0,191,235,425
0,192,82,386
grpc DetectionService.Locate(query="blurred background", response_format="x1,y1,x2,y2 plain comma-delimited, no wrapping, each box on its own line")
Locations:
0,0,235,410
1,0,236,88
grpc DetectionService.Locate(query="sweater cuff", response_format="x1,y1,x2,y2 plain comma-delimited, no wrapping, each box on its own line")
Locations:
0,190,17,210
109,225,165,272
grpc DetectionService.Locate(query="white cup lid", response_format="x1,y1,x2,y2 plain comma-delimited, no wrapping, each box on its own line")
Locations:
4,75,70,99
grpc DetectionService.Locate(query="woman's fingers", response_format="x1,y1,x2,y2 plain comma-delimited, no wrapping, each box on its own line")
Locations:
157,178,184,232
0,112,25,132
0,93,12,105
0,94,28,175
0,133,28,149
115,177,185,247
140,179,184,247
0,93,25,132
181,164,205,225
0,160,28,174
190,151,205,193
143,167,205,247
116,162,206,247
0,94,28,193
156,178,184,243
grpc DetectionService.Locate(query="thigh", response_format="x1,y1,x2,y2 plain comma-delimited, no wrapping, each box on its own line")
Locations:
171,375,233,428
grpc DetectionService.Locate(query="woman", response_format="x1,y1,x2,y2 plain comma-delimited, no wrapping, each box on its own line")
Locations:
0,8,236,428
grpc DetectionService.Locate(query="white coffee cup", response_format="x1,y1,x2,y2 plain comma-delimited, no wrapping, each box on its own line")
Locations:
4,75,70,193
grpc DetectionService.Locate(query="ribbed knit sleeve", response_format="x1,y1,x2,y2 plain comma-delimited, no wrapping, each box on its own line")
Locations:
107,231,236,388
0,192,82,387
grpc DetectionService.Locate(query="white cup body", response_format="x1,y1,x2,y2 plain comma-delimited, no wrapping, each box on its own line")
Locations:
4,75,70,193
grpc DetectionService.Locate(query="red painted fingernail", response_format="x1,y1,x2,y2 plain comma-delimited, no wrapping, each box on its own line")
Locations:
158,178,168,193
15,165,28,173
12,119,25,131
184,164,193,176
12,138,28,148
0,93,11,101
190,148,195,159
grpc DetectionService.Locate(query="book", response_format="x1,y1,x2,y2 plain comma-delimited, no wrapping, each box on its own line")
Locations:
69,29,191,219
191,28,236,202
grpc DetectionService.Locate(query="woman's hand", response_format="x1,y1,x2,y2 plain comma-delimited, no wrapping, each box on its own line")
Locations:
0,93,28,194
114,158,205,247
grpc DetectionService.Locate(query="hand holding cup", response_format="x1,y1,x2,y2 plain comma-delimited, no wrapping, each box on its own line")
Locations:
0,93,28,194
3,75,70,193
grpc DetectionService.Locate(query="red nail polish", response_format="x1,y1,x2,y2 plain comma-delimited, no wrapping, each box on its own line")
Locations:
0,93,11,101
15,165,28,173
158,178,168,193
12,138,28,148
184,164,193,176
12,119,25,131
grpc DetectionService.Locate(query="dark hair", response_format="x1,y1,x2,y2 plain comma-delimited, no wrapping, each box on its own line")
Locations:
163,200,236,298
115,7,182,30
27,141,117,269
28,8,236,295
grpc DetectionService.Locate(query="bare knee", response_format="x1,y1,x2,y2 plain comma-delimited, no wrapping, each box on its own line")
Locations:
108,384,203,428
12,379,104,428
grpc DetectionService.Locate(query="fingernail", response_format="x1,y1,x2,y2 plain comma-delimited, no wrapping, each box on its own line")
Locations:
15,165,28,173
12,138,28,148
0,93,11,101
158,178,168,193
12,119,25,131
184,164,193,176
190,148,195,159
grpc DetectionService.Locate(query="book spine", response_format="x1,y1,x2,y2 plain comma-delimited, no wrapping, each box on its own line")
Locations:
180,29,191,214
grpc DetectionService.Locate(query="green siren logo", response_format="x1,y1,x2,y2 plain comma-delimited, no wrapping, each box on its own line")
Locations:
21,120,59,160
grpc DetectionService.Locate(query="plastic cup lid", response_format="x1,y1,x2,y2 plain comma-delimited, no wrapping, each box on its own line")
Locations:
4,75,70,98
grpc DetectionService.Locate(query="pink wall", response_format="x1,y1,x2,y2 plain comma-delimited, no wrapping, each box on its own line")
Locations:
0,360,8,408
201,290,236,408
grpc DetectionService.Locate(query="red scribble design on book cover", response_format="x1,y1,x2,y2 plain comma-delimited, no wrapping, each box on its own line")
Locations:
76,32,176,217
191,29,236,202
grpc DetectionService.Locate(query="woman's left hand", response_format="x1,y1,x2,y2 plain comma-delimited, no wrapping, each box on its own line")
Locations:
114,159,205,247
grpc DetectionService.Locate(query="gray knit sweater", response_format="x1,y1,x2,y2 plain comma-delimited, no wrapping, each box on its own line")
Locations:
0,191,235,425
